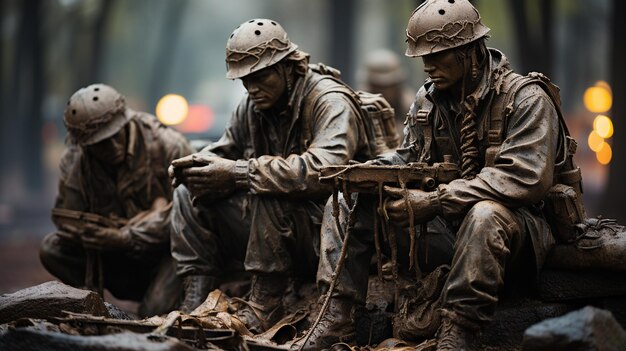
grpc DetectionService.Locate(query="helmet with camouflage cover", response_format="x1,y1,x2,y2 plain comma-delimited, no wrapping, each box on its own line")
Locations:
225,19,298,79
63,84,130,146
405,0,490,57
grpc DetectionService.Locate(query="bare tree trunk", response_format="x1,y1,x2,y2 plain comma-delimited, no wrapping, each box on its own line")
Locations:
605,0,626,222
148,0,188,111
330,0,356,86
89,0,115,83
540,0,554,75
509,0,554,76
8,0,44,194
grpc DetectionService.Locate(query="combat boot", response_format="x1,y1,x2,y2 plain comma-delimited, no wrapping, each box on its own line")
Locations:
294,297,356,351
235,273,287,333
179,275,216,313
435,310,476,351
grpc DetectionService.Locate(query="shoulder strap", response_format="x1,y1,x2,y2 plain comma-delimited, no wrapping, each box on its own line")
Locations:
413,88,434,163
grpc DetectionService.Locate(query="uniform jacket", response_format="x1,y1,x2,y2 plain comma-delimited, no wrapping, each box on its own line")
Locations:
56,111,194,258
200,67,373,200
377,49,562,269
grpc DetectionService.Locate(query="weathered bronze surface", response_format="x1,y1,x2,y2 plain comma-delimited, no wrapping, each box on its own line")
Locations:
40,84,194,317
299,0,598,350
10,3,626,351
168,18,397,332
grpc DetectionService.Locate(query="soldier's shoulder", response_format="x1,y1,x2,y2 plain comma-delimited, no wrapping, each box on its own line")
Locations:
59,144,83,173
493,70,553,107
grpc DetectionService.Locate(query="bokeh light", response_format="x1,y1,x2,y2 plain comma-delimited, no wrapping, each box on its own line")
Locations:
176,104,215,133
583,85,612,113
593,115,614,139
596,142,612,165
587,130,604,152
156,94,189,125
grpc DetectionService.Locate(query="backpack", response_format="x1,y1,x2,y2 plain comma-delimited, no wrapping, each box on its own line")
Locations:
305,63,401,157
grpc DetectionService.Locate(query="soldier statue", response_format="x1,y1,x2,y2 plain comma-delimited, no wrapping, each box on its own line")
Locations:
168,19,396,332
40,84,194,317
299,0,583,350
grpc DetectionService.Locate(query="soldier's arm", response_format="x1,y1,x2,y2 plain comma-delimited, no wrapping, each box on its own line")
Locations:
242,92,361,197
435,84,558,219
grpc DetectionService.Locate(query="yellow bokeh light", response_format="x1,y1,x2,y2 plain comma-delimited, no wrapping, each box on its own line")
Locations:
596,142,612,165
156,94,189,125
595,80,612,93
593,115,614,139
587,130,604,152
583,86,612,113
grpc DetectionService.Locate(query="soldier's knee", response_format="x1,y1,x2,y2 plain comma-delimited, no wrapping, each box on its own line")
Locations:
466,200,513,225
463,201,520,252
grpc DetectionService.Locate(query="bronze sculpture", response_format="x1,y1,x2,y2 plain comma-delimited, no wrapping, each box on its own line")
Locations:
168,18,397,333
360,48,416,137
39,84,194,317
298,0,584,350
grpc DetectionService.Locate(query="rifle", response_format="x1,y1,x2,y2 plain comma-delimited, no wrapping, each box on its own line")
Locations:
51,208,127,297
51,208,126,230
305,159,460,340
319,160,460,194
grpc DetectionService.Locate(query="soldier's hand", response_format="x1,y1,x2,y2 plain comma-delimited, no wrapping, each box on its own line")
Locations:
182,156,236,198
170,154,198,187
383,186,438,226
57,223,82,242
81,224,131,250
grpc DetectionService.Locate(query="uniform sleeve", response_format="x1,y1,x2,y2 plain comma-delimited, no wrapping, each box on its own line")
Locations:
436,85,559,219
244,92,362,197
123,198,173,259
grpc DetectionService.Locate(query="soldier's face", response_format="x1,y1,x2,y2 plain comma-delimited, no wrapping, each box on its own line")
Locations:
241,66,286,110
421,48,465,91
85,126,127,165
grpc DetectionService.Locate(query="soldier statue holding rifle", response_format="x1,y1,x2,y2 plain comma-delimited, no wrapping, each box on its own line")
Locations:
299,0,584,350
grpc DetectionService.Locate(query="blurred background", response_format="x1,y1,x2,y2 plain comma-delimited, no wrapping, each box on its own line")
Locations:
0,0,625,297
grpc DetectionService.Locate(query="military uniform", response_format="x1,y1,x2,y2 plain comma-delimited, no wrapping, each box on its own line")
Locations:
318,48,561,324
171,64,375,284
41,109,193,316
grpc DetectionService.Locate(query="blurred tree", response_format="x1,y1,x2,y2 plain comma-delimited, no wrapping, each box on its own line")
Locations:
148,0,188,111
605,0,626,223
11,0,44,192
330,0,356,85
509,0,554,76
90,0,115,83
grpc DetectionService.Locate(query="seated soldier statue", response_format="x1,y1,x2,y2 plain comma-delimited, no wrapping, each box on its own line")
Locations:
168,19,398,333
297,0,585,350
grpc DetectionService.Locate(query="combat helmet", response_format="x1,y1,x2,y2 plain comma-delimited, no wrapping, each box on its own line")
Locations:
362,49,406,87
405,0,490,57
225,19,298,79
64,83,129,146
